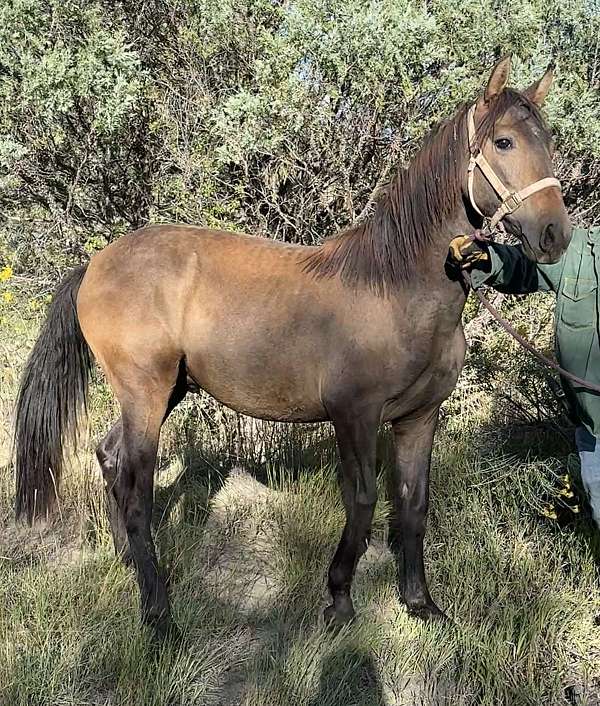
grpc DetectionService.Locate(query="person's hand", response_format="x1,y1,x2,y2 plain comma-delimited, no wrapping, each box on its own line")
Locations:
447,235,490,270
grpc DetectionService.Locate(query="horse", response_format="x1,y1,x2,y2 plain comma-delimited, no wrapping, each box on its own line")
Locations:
14,56,571,638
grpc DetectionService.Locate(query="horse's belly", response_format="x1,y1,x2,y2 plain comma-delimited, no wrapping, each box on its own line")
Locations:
184,351,329,423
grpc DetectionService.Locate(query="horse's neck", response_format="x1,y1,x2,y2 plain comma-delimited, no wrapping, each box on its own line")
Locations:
401,209,473,326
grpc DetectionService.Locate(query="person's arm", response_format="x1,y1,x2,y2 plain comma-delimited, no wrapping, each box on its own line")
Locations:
448,237,563,293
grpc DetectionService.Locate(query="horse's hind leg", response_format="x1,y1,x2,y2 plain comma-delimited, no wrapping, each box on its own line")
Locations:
96,420,129,563
101,362,185,638
96,373,187,566
389,406,446,621
325,409,379,627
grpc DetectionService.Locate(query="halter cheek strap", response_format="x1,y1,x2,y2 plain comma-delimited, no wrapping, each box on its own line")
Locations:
466,104,561,230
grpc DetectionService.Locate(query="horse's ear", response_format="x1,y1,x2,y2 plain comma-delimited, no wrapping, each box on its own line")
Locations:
485,55,511,102
523,62,555,106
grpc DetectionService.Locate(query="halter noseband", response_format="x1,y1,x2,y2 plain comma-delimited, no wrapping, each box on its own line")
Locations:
466,103,561,230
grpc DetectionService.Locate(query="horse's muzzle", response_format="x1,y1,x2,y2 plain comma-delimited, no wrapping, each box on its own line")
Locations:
539,220,572,263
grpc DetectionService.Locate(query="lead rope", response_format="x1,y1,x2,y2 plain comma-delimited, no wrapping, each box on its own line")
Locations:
461,269,600,394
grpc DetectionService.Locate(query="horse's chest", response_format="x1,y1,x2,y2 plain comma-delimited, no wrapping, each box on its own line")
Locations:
382,324,466,421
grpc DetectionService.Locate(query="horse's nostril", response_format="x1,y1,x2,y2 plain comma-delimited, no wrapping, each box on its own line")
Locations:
541,223,556,253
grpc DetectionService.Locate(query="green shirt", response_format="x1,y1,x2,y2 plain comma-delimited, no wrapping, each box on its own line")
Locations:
470,226,600,436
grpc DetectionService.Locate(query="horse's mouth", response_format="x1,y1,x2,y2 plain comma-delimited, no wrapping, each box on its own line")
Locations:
504,217,562,265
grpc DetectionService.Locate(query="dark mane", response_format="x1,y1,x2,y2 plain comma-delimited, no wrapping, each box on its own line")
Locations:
303,88,550,294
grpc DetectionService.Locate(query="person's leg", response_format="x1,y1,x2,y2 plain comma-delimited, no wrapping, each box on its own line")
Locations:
576,426,600,528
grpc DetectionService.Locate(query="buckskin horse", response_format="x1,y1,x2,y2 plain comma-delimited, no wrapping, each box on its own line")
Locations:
14,57,571,638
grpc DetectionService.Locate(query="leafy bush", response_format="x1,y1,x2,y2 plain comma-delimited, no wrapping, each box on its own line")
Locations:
1,0,599,274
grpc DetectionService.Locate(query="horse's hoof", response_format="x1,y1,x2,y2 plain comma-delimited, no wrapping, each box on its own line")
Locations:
323,603,355,630
406,602,450,623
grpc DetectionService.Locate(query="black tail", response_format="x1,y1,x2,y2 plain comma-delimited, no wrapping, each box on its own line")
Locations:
15,265,93,523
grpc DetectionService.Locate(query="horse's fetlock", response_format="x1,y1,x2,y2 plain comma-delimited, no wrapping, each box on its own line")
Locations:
328,566,350,593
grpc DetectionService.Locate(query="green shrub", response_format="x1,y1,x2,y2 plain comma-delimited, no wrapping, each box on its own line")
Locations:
1,0,599,274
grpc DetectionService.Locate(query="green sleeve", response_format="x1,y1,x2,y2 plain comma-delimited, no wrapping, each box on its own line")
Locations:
469,243,564,294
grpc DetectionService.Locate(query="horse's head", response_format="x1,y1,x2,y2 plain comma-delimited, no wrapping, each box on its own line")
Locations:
466,56,571,263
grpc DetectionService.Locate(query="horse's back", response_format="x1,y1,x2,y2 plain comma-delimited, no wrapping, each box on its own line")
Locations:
78,223,309,329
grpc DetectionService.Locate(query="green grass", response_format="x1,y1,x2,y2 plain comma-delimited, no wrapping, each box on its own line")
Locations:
2,289,600,705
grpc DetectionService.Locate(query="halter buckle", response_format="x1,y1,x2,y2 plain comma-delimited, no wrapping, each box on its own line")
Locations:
503,192,523,214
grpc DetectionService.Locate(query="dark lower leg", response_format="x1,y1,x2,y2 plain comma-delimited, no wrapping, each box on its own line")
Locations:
98,378,188,566
325,414,378,626
390,408,446,620
117,413,171,637
326,500,375,624
96,421,131,563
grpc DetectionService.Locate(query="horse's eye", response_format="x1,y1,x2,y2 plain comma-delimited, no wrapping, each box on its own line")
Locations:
494,137,513,151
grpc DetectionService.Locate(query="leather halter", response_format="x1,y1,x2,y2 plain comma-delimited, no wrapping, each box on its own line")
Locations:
466,103,561,230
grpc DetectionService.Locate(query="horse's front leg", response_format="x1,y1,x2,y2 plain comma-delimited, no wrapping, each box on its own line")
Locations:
325,409,379,627
389,405,447,621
